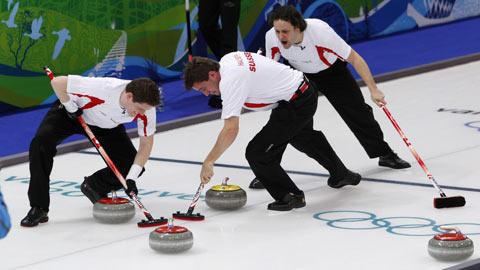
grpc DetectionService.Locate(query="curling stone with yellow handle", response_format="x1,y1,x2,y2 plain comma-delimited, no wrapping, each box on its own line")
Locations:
205,177,247,210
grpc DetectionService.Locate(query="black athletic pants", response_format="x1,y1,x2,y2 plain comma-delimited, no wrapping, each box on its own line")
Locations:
198,0,240,59
245,82,348,201
306,60,392,158
28,101,137,211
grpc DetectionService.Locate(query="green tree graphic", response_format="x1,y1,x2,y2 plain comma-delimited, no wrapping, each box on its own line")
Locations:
6,9,43,70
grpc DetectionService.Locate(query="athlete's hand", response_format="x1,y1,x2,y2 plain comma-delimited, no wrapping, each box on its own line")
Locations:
65,107,83,120
370,88,386,107
125,179,138,198
62,100,83,120
200,162,214,184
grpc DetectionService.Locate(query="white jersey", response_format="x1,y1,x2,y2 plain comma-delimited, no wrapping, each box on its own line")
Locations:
66,75,156,137
219,52,304,119
265,18,352,74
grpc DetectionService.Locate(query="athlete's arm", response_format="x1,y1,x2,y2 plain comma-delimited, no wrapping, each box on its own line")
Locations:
134,135,154,168
265,30,281,61
50,76,70,103
200,116,239,183
347,49,386,106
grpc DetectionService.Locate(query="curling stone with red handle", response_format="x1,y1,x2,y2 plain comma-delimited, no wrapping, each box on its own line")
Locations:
428,227,474,261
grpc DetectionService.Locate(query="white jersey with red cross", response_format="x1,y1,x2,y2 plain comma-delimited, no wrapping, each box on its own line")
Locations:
66,75,156,137
219,52,304,119
265,18,352,73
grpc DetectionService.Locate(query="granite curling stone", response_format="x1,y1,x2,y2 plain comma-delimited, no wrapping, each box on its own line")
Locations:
205,178,247,210
149,219,193,253
428,227,474,261
93,197,135,224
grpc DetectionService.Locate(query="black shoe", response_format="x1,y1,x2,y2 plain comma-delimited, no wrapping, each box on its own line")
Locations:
80,177,103,204
328,170,362,189
249,177,265,189
378,152,411,169
20,207,48,227
267,191,306,211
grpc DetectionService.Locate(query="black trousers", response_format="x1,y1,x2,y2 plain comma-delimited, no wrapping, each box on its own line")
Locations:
306,60,392,158
245,83,347,201
198,0,240,59
28,101,137,211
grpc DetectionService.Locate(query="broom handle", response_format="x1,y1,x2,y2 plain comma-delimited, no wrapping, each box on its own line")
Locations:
185,0,193,62
186,183,204,214
381,105,446,197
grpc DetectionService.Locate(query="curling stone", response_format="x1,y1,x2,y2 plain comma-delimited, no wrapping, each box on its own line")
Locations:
149,219,193,253
205,177,247,210
428,227,474,261
93,192,135,224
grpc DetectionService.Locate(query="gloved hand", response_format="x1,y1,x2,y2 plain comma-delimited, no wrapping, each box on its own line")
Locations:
208,95,223,109
61,100,83,120
65,107,83,120
125,179,138,198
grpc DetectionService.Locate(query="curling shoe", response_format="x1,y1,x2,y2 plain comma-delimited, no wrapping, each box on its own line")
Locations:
378,152,411,169
20,207,48,227
248,177,265,189
267,191,306,211
80,177,102,204
328,170,362,189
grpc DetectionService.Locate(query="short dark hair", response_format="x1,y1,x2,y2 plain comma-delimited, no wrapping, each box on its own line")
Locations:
183,56,220,89
268,5,307,31
126,78,160,106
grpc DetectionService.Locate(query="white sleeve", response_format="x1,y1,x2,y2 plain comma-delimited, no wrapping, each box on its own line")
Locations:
66,75,89,103
67,75,104,95
220,72,249,119
265,28,281,61
312,21,351,60
137,107,156,137
66,75,84,94
66,75,102,108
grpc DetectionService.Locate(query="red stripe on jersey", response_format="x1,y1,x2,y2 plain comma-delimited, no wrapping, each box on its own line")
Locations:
244,102,272,108
72,93,105,109
271,47,280,59
134,114,148,136
315,46,345,67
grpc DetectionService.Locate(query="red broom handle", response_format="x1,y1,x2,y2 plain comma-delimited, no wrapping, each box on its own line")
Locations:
381,105,446,197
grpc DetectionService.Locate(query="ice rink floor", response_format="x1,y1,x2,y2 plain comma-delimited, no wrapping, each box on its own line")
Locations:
1,61,479,269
